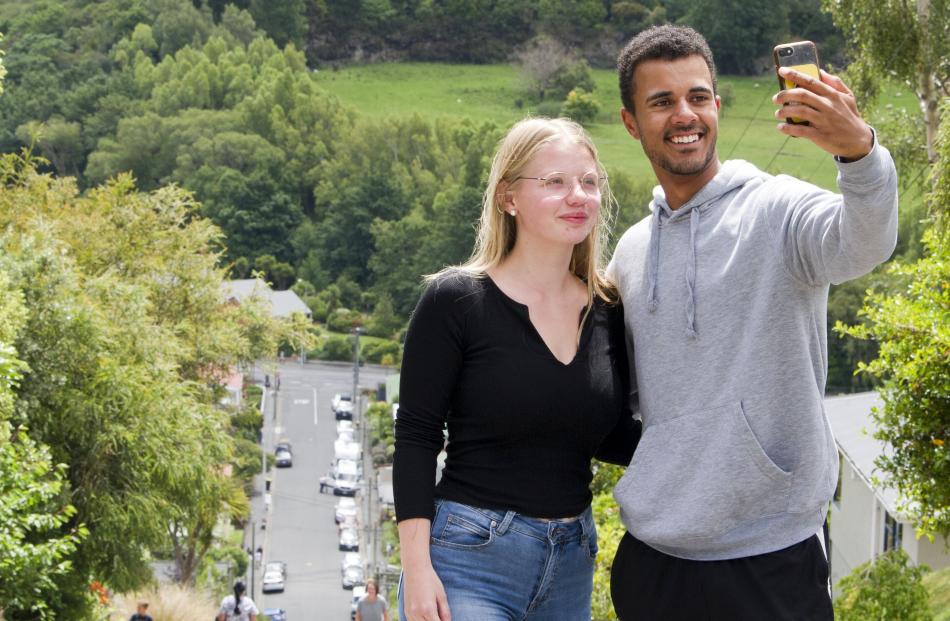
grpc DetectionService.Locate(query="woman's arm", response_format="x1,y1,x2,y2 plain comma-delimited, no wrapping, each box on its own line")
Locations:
398,518,450,621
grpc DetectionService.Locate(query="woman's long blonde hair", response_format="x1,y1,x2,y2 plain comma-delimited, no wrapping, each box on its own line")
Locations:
428,116,617,305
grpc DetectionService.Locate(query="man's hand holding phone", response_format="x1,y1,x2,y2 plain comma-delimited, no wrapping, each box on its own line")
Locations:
772,67,874,162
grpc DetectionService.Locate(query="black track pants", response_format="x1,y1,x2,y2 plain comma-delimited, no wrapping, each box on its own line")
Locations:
610,532,834,621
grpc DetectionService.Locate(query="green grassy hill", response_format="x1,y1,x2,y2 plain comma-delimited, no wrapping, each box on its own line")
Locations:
315,62,918,192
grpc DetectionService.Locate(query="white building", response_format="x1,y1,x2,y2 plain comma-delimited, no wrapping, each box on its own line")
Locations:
825,392,950,591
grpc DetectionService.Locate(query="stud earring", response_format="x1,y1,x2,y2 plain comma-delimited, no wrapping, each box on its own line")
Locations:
509,209,517,216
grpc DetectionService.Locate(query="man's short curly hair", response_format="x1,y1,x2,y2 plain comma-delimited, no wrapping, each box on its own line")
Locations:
617,25,717,113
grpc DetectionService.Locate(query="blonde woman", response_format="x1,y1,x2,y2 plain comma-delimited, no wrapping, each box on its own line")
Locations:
393,117,640,621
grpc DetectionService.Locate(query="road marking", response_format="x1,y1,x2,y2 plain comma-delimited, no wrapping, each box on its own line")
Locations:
313,388,319,426
274,425,282,436
293,399,310,405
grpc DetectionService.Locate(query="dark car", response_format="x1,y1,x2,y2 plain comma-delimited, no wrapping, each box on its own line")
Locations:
262,608,287,621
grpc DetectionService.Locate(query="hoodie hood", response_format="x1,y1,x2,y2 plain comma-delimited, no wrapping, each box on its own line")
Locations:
645,160,762,336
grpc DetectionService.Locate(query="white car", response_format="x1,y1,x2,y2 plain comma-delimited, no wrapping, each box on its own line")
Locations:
337,428,357,444
339,527,359,551
262,569,285,593
341,552,362,571
332,462,361,497
332,393,353,412
334,438,361,462
337,420,355,435
342,563,364,590
335,497,358,524
265,561,287,578
350,585,367,620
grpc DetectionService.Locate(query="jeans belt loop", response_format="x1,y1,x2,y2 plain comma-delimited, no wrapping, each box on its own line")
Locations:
494,510,516,536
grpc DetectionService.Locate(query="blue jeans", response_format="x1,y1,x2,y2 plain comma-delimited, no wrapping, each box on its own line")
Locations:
398,499,597,621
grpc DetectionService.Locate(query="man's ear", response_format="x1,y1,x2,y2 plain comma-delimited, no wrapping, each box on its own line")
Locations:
621,108,641,140
715,95,721,111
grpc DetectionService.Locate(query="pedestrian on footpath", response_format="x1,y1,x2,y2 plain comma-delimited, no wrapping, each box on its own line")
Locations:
393,117,641,621
607,25,898,620
356,579,389,621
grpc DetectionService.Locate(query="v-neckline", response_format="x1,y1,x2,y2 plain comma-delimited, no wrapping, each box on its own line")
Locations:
484,275,590,367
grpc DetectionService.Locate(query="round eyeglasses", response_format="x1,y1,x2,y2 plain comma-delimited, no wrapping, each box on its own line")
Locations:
513,172,607,199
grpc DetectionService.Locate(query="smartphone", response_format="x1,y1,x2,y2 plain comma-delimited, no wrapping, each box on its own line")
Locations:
773,41,820,125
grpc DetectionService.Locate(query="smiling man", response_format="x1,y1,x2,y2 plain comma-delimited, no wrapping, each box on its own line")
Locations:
607,25,898,620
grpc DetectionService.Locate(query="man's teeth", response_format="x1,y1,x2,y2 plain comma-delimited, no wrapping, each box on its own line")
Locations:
671,134,700,144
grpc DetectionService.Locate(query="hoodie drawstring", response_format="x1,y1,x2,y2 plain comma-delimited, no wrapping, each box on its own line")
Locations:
646,204,700,338
685,208,699,338
646,209,661,312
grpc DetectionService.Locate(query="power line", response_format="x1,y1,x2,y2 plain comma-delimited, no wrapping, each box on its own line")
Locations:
724,89,772,160
764,135,792,173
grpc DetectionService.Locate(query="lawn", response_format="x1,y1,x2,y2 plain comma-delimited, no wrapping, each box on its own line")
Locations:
925,564,950,621
314,62,919,193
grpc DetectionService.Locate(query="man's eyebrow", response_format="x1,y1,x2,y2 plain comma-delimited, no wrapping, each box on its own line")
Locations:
644,90,672,103
644,86,714,103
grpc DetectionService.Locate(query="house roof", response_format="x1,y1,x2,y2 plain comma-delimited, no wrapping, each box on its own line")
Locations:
825,392,902,515
223,279,311,319
272,289,312,318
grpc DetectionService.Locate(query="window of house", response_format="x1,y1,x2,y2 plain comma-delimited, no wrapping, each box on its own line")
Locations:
883,511,903,552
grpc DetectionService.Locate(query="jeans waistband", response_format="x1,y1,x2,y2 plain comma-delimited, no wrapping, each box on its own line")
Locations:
435,499,593,541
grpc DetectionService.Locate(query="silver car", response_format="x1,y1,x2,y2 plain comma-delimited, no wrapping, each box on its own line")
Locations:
262,569,285,593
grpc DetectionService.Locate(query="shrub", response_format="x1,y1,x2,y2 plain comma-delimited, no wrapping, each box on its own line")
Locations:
561,88,600,125
834,549,932,621
326,307,364,333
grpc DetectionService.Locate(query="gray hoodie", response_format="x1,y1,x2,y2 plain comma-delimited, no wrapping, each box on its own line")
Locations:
609,140,898,560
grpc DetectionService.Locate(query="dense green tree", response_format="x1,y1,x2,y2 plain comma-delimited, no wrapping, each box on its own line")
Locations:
0,153,278,616
680,0,789,74
249,0,306,49
0,270,84,620
831,0,950,541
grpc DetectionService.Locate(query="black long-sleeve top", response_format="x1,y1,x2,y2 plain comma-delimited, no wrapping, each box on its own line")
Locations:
393,271,640,522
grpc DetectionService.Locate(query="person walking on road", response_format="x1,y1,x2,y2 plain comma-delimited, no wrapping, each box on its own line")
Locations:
356,578,389,621
393,117,641,621
216,580,258,621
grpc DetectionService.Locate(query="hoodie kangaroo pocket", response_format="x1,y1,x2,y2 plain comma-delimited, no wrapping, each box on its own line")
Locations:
615,401,791,545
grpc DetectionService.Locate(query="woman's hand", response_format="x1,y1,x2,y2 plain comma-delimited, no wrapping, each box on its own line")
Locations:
398,518,451,621
402,563,451,621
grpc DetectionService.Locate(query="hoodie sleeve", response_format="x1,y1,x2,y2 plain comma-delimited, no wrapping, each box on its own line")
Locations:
766,133,899,286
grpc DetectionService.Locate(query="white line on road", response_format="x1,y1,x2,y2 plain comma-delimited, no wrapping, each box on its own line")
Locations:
313,387,319,426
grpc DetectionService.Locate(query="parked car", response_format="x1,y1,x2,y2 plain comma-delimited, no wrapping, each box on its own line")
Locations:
262,608,287,621
275,446,293,468
335,458,363,476
335,402,354,421
265,560,287,578
342,563,365,589
350,585,366,620
341,552,362,571
337,428,357,444
334,438,361,461
332,393,352,412
332,460,361,496
262,569,285,593
339,527,359,551
336,420,355,435
335,497,358,524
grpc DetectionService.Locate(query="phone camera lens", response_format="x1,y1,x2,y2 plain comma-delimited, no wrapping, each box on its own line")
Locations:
780,47,793,57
